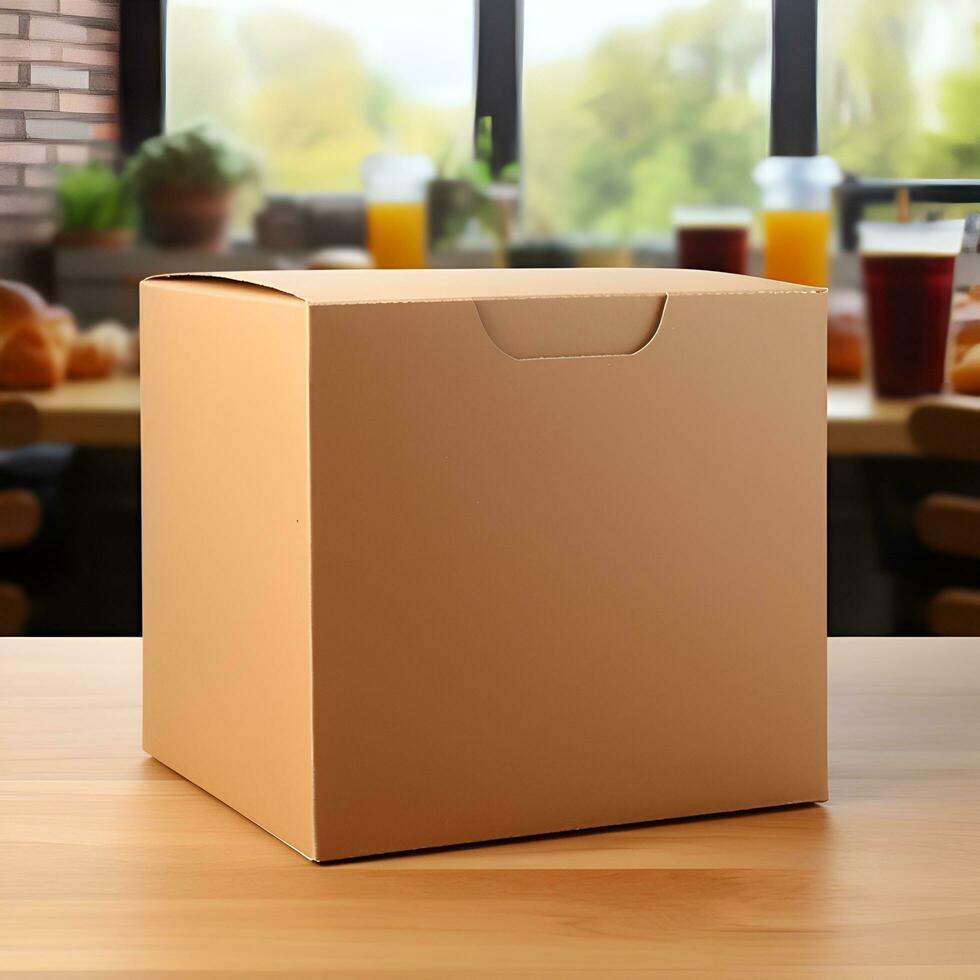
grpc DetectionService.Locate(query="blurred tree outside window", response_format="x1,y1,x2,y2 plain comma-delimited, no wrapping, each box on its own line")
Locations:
166,0,474,191
167,0,980,240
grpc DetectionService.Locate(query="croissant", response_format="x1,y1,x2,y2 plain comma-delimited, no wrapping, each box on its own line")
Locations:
67,321,131,380
0,281,73,390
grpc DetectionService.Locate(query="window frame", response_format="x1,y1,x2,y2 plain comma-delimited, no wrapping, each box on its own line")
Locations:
474,0,522,178
146,0,980,250
119,0,167,157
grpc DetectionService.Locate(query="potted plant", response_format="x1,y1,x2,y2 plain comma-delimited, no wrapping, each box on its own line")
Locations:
125,124,259,250
428,119,520,257
55,162,135,248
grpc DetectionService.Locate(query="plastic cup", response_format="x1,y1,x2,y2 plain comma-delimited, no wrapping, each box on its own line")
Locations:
858,219,965,397
673,206,751,274
361,153,435,269
753,155,841,287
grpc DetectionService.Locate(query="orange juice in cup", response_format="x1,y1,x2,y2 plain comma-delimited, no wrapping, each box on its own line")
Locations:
761,209,832,286
362,154,434,269
754,156,841,288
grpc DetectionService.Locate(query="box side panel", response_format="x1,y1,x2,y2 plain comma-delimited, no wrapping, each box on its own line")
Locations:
141,280,315,858
310,291,825,860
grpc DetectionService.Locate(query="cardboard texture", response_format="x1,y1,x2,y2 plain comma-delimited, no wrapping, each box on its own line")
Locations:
141,268,827,862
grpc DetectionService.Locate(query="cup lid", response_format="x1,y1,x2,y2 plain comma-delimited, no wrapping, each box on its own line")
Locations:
673,206,752,228
361,153,435,184
858,219,966,256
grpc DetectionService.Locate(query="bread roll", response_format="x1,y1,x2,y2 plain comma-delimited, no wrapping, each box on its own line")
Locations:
827,311,864,379
0,279,46,339
43,305,77,354
951,343,980,395
67,321,130,380
0,281,72,390
953,320,980,364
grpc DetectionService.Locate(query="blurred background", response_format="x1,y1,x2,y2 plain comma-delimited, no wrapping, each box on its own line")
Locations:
0,0,979,636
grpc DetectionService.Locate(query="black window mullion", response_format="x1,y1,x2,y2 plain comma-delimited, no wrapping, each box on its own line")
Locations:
119,0,167,157
474,0,522,177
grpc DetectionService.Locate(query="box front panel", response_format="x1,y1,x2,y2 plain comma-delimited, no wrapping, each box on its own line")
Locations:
309,291,826,859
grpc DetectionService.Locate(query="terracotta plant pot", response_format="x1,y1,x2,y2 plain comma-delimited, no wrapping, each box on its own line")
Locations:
426,178,476,248
140,184,235,250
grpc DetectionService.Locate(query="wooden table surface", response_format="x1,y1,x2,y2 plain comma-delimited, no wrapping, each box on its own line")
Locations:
2,374,140,448
3,637,980,975
4,378,915,456
826,381,917,456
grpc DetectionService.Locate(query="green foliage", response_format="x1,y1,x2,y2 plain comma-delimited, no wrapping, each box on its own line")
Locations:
162,0,979,238
167,5,470,195
56,163,135,232
455,116,520,188
234,12,379,190
524,0,767,237
125,124,259,193
234,8,469,192
820,0,924,176
910,23,980,178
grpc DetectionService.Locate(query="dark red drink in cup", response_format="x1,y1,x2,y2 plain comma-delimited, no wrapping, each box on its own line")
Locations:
859,220,964,397
674,207,750,274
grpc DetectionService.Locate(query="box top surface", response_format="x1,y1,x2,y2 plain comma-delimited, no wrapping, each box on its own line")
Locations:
145,268,822,306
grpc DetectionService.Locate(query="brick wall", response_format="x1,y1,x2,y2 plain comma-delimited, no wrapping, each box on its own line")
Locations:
0,0,118,247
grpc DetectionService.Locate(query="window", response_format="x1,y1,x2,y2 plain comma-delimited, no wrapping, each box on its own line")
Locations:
820,0,980,182
165,1,980,237
165,0,475,191
522,0,980,239
522,0,770,238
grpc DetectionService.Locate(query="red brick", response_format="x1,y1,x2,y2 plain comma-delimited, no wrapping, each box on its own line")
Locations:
84,27,117,45
0,1,58,12
58,92,115,114
0,37,59,59
23,165,55,188
0,191,52,215
91,121,118,141
54,143,91,163
0,12,21,34
61,44,116,67
0,143,47,164
0,89,58,111
0,64,18,83
59,0,117,19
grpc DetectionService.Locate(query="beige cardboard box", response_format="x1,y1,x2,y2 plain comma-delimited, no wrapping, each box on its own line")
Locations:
140,268,827,861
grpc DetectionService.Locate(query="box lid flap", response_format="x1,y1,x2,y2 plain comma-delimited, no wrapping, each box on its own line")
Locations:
146,268,822,306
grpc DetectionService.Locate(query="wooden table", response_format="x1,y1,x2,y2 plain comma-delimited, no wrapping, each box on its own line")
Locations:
4,378,914,455
827,381,917,456
0,375,140,449
3,637,979,974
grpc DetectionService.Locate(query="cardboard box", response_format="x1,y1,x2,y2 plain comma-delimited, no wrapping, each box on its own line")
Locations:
141,268,827,861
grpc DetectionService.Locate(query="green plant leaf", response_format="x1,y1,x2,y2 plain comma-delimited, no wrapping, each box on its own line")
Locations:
126,123,261,193
56,162,136,232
